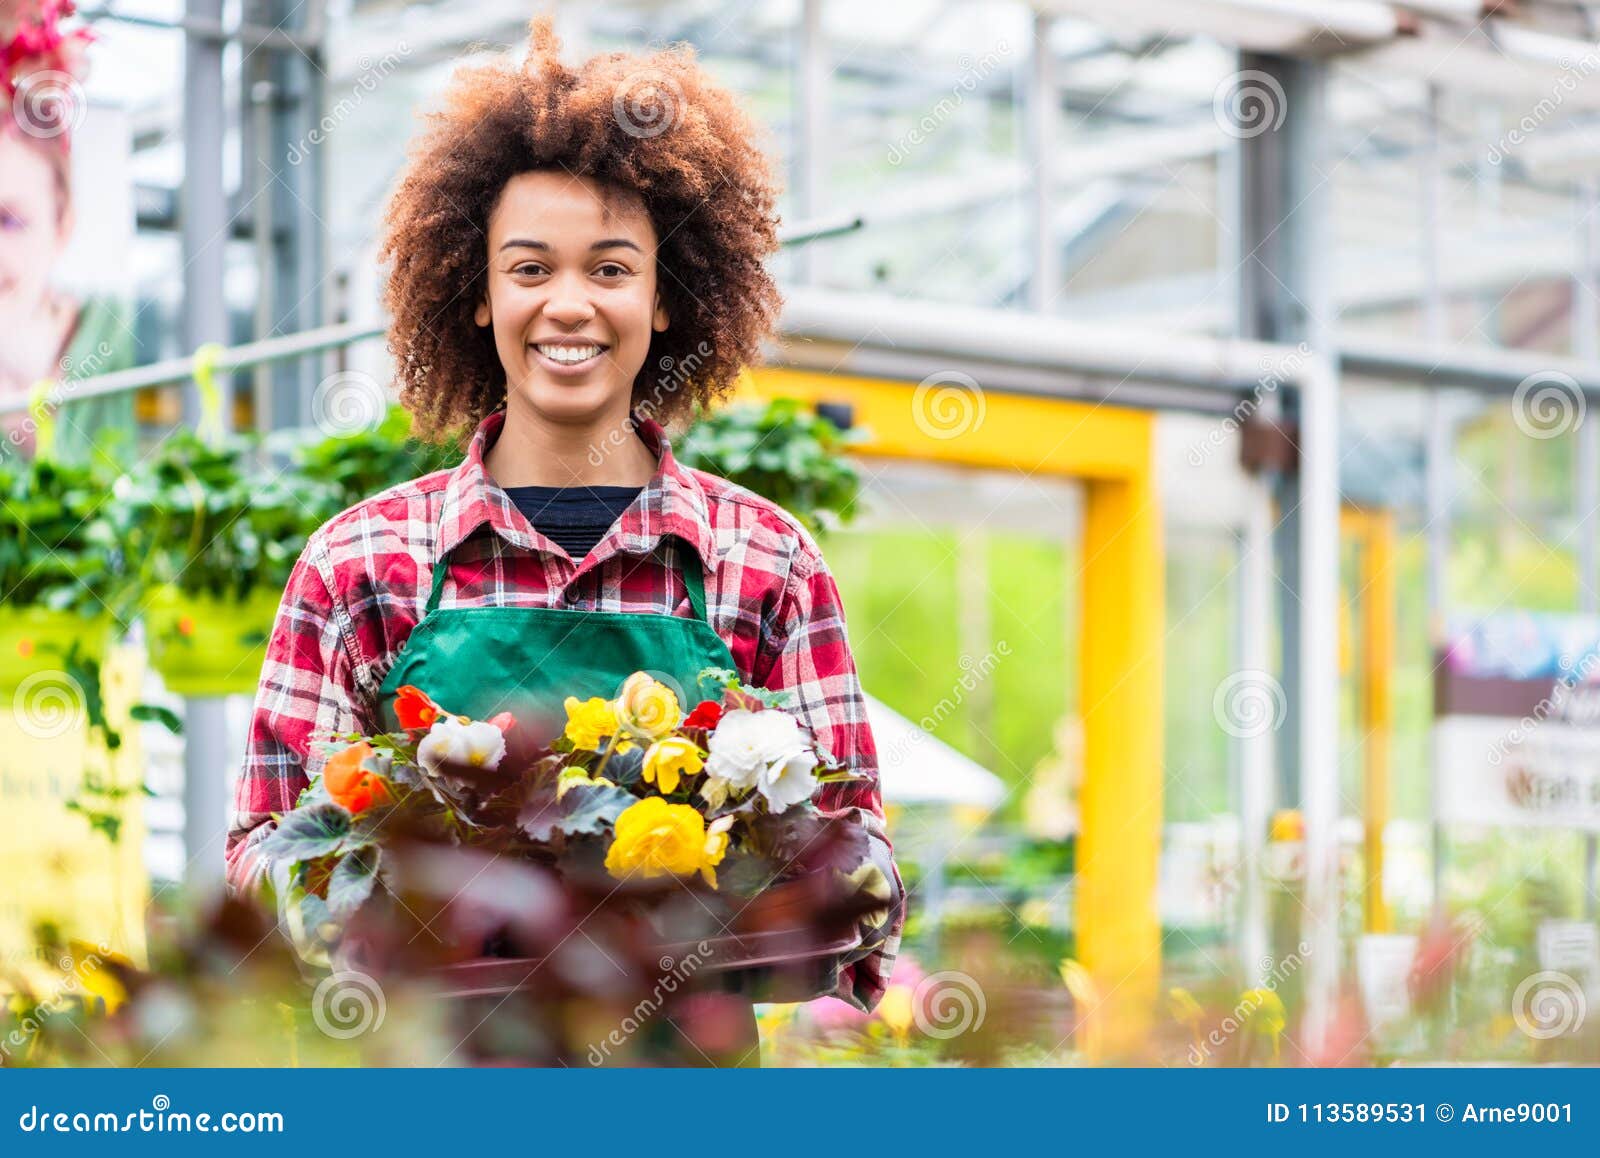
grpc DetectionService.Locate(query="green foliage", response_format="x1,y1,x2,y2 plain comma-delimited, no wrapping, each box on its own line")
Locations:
519,781,632,842
63,769,155,844
326,846,381,919
0,454,127,618
262,802,356,862
100,410,462,608
112,430,325,602
282,406,463,525
129,702,184,735
677,398,865,535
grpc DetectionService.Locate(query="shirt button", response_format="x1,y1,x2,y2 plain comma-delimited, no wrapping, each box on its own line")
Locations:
563,586,580,605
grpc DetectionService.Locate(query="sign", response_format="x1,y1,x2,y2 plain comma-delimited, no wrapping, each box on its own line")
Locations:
1433,613,1600,833
1537,919,1600,1005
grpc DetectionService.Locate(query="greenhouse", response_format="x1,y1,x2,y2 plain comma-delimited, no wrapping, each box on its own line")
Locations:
3,0,1600,1082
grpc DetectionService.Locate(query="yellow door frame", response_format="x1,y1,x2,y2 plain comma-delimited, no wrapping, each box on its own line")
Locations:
1340,506,1396,934
740,368,1164,1056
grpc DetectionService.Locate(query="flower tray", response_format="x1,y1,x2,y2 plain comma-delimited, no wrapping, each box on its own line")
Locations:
431,924,864,1006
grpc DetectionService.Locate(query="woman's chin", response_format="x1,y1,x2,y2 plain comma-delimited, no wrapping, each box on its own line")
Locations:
516,380,630,427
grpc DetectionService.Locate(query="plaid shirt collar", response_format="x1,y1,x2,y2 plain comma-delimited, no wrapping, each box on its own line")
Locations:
435,408,719,572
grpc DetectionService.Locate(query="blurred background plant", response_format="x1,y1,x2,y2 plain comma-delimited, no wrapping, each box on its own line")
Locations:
676,398,865,536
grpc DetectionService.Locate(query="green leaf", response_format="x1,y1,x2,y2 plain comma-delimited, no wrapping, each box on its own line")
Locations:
261,803,353,863
519,782,632,842
603,746,644,787
130,703,184,735
326,847,381,920
559,783,633,835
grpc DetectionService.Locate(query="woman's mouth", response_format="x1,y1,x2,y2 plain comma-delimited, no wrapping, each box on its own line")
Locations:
530,342,609,373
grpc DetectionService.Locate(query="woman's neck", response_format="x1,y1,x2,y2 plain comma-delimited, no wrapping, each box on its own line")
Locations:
483,396,659,488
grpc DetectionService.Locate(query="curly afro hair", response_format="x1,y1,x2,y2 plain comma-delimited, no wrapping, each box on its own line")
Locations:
378,16,785,441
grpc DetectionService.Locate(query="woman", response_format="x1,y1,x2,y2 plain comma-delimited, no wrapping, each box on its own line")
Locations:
226,17,902,1052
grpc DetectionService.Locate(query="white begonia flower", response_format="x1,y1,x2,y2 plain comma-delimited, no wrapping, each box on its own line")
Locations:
706,708,817,812
698,775,731,810
417,715,506,774
757,748,820,812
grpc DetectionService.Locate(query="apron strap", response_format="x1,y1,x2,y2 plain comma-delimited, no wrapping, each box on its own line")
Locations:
424,550,452,615
423,536,710,622
679,542,708,624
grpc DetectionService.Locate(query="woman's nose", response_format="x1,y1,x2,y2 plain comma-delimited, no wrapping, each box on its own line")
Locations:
542,273,596,324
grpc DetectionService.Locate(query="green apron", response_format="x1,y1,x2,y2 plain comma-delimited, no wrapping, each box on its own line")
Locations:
375,529,760,1067
377,535,736,739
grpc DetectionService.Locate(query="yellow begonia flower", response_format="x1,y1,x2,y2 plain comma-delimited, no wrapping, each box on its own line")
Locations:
564,695,620,751
642,736,703,795
604,797,730,888
702,815,734,887
615,672,682,741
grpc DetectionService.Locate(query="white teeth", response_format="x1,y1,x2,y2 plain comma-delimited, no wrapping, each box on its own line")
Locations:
535,344,603,365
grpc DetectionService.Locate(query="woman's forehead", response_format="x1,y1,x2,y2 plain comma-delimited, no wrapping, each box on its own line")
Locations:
0,131,61,217
488,170,655,247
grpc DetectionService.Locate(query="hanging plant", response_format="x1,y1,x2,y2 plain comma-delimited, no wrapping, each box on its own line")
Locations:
113,431,330,696
0,454,127,692
279,406,464,525
676,398,866,536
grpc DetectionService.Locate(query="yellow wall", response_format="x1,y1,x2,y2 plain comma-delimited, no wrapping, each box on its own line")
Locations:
0,643,150,984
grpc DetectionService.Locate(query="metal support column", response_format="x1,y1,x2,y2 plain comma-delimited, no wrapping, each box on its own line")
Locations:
180,0,231,904
255,0,327,431
1577,177,1600,917
1027,11,1057,312
1234,51,1340,1048
793,0,825,286
1422,85,1453,919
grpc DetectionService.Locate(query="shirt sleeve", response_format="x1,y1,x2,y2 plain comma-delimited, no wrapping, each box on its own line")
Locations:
750,541,905,1013
225,536,372,896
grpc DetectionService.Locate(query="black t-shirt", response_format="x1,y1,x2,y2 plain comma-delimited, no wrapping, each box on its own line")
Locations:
503,484,643,562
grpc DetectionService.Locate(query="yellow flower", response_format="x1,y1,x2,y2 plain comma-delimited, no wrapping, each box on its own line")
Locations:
564,695,620,751
614,672,682,741
878,984,915,1042
605,797,729,888
1240,987,1285,1037
1168,986,1204,1028
702,815,734,886
642,736,703,795
1268,808,1304,843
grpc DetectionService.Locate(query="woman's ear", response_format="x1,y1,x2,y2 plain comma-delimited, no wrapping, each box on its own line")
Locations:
652,291,670,333
474,294,491,328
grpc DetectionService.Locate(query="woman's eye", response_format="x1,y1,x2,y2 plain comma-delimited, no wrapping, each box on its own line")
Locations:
510,263,547,277
596,263,629,278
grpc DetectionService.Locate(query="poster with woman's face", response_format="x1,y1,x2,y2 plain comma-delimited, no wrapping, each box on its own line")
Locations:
0,125,78,395
0,1,131,454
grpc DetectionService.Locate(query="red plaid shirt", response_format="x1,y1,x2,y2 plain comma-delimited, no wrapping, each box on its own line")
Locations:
227,408,901,1011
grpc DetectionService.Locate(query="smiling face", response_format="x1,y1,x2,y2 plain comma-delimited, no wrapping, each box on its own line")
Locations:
473,170,670,429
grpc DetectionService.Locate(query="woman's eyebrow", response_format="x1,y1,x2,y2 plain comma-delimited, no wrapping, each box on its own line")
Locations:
497,238,644,253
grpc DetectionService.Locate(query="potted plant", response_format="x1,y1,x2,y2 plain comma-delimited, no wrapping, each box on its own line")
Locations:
116,431,327,697
278,405,463,526
676,397,865,535
260,669,886,1063
0,454,127,694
